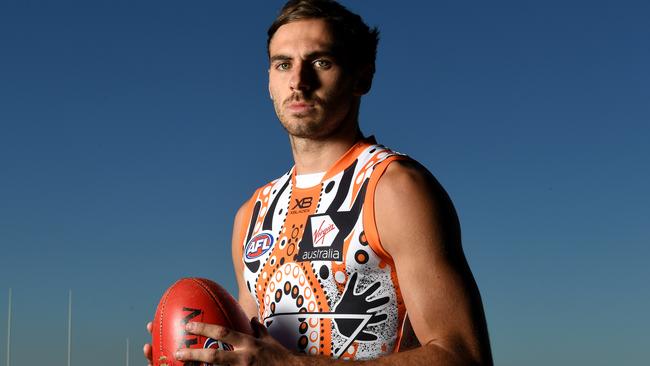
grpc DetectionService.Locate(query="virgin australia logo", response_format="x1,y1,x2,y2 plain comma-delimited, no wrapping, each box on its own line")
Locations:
313,220,337,247
297,214,342,262
311,216,339,247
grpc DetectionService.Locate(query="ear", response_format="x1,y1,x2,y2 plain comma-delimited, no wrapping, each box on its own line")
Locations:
353,64,374,96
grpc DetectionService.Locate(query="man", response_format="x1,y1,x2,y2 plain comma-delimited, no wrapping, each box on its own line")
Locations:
145,0,492,364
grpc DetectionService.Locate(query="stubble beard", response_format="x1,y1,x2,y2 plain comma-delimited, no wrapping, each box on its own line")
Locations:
273,93,352,140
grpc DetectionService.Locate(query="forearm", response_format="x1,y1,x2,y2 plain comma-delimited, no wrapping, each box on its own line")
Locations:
292,343,486,366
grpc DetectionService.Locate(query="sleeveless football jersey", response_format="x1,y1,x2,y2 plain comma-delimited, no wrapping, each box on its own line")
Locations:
238,137,409,360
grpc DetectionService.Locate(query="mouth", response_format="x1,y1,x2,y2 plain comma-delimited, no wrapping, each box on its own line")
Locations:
287,102,316,114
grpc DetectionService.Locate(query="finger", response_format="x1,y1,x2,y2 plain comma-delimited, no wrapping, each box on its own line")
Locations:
175,348,239,364
143,343,152,362
250,317,269,338
368,313,388,325
356,331,378,342
146,321,152,334
186,322,254,348
362,281,381,297
366,295,390,311
348,272,359,288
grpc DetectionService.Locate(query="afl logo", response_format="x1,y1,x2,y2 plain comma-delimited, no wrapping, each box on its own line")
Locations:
245,232,274,261
203,338,233,366
204,337,233,351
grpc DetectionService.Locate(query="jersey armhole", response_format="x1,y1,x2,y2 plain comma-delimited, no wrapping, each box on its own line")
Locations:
362,155,409,266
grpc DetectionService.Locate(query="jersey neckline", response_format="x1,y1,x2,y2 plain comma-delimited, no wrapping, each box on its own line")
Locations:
290,135,377,190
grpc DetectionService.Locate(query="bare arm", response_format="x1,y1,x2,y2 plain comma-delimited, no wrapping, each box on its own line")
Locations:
231,200,259,319
290,160,493,365
177,161,492,365
367,160,493,365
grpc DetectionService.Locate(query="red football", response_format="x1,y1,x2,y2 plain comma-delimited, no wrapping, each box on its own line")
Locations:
152,278,252,366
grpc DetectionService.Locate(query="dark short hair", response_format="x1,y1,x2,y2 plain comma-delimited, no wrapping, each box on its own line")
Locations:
267,0,380,74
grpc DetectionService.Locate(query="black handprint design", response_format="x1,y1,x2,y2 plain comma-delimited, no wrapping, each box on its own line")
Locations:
333,272,389,341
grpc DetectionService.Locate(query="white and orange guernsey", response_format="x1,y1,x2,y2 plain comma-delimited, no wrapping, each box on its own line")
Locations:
237,137,410,360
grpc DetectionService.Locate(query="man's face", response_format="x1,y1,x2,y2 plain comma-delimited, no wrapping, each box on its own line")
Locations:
268,19,359,139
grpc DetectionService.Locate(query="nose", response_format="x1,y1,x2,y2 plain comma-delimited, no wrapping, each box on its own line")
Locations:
289,61,317,92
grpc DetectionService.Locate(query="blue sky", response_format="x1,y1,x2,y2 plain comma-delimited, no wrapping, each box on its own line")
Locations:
1,1,649,365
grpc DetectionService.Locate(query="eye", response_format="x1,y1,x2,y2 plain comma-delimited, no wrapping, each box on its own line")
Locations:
314,59,332,69
275,62,291,71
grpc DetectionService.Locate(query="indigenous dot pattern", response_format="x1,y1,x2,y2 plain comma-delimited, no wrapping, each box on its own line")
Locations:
241,140,407,360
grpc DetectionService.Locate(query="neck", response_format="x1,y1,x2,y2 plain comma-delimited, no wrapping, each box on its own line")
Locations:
289,115,363,175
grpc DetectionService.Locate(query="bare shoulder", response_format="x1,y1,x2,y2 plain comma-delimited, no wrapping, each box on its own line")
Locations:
232,196,255,254
374,158,461,257
376,159,451,202
232,201,247,257
233,199,251,231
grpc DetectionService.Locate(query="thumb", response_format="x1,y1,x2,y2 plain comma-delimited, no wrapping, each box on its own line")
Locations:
250,317,269,338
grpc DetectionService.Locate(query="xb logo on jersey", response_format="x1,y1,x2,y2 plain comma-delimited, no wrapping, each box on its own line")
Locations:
290,196,313,214
245,232,274,261
292,197,312,209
